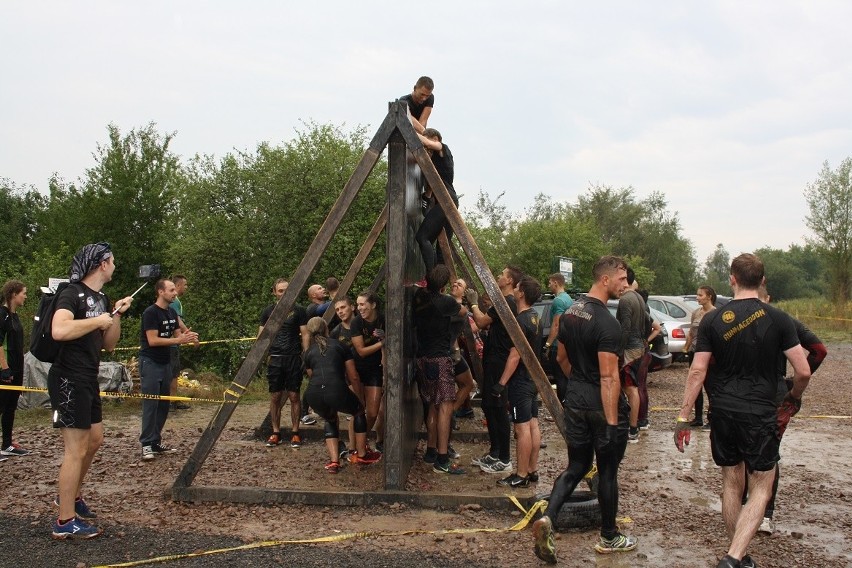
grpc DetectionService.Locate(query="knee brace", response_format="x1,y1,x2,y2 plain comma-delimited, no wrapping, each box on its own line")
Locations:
324,419,340,440
353,413,367,434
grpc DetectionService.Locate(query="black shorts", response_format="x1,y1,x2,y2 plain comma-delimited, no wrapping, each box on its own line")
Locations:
47,367,102,429
453,356,469,376
508,378,538,423
709,407,779,471
305,382,362,420
564,396,630,452
357,365,384,389
267,354,304,393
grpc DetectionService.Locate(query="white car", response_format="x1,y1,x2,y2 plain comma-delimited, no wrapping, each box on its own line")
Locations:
609,299,689,362
647,295,694,323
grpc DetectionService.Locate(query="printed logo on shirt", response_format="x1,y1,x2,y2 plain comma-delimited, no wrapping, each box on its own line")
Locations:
722,310,735,324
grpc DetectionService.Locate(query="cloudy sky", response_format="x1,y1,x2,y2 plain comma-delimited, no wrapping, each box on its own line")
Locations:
2,1,850,265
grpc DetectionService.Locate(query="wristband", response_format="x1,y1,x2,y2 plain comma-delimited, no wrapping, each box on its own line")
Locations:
676,417,690,423
545,342,551,348
470,304,477,309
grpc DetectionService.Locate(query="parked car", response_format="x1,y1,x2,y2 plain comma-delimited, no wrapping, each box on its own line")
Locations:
605,300,677,368
681,294,732,311
647,295,694,323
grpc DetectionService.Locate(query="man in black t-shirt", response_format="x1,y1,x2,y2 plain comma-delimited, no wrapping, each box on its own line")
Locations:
675,254,812,568
258,278,309,448
533,256,635,563
48,242,133,540
465,265,522,474
494,276,542,489
413,265,464,474
138,279,199,461
400,76,434,127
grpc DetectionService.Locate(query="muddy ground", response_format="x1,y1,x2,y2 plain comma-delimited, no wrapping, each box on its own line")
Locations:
1,344,850,568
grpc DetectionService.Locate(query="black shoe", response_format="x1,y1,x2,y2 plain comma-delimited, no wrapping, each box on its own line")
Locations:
173,402,190,410
717,555,741,568
497,473,529,488
690,418,704,427
423,447,437,464
151,443,177,454
528,470,539,482
741,555,756,568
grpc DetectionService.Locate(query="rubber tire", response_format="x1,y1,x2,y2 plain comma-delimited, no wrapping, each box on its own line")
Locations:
535,490,601,531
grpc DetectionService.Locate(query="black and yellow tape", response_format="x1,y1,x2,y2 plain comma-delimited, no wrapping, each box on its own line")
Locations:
0,384,234,404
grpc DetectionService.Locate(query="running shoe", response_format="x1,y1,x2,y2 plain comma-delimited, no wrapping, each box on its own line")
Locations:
497,473,529,488
447,445,460,459
528,470,540,483
375,441,384,453
758,516,775,535
350,450,382,465
433,461,465,474
0,456,6,462
716,555,740,568
627,428,640,443
1,443,32,456
594,533,637,554
638,420,650,431
265,434,281,447
471,454,498,467
480,459,511,474
741,555,756,568
423,447,438,464
324,461,340,474
533,515,557,564
141,445,155,461
151,443,177,454
51,517,102,540
290,434,302,448
53,497,97,520
300,415,317,426
338,441,349,460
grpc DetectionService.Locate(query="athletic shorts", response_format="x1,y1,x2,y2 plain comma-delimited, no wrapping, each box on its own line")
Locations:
267,354,304,393
508,378,538,423
564,396,630,454
453,356,469,376
620,354,648,388
357,365,384,389
709,407,779,472
47,367,102,429
305,382,362,421
416,356,456,406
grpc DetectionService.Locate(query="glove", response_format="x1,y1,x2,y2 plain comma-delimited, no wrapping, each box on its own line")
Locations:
0,368,12,383
598,424,619,455
776,392,802,439
490,383,505,398
464,288,479,307
674,418,691,452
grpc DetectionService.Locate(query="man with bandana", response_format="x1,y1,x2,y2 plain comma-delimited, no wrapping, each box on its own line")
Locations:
48,243,133,539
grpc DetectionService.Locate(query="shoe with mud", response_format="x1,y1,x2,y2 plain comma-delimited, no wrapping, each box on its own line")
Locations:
265,434,281,447
290,434,302,448
533,515,557,564
594,532,637,554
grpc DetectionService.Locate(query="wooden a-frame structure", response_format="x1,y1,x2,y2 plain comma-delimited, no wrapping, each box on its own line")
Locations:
171,101,566,507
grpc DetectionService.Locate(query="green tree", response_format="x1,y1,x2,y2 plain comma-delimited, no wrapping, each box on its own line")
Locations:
805,157,852,303
0,179,46,278
701,243,732,296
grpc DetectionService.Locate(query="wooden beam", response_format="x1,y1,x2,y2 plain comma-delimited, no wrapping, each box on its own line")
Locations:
394,110,568,443
173,111,397,490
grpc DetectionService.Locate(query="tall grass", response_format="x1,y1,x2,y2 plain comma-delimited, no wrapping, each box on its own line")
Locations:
776,299,852,343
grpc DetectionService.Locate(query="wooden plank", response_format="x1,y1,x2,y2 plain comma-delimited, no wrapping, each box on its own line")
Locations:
171,485,533,511
173,112,397,490
395,111,568,443
323,205,388,323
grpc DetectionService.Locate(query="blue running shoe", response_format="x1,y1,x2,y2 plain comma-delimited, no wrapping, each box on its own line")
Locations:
51,517,102,540
54,497,97,520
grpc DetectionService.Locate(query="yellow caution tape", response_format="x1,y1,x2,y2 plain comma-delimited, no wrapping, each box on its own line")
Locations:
0,384,230,404
111,337,257,352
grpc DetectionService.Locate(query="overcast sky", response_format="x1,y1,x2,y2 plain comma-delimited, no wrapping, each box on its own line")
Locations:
2,1,850,266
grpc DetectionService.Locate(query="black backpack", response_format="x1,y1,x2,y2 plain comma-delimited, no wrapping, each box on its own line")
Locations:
30,282,77,363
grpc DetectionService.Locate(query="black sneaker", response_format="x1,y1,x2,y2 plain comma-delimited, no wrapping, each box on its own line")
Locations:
423,447,438,464
447,445,460,459
716,555,741,568
497,473,529,488
151,443,177,454
741,555,756,568
528,470,540,482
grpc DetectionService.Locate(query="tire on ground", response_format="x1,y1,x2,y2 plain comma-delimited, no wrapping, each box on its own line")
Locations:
535,490,601,531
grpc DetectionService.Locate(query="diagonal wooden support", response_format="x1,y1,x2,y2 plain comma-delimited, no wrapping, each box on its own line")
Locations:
393,111,568,442
173,111,397,490
323,205,388,323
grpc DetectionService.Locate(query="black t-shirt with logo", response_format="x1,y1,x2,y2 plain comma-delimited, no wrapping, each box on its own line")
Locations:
350,313,385,376
483,295,518,366
260,303,308,358
510,307,542,382
303,338,353,389
330,323,354,352
558,294,621,411
413,288,460,357
139,304,179,364
697,298,800,414
400,92,434,122
53,283,110,380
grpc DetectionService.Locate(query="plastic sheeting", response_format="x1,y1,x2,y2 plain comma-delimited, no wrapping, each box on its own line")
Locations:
20,351,133,409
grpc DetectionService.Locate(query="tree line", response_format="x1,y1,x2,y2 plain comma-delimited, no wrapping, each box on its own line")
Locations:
0,122,842,375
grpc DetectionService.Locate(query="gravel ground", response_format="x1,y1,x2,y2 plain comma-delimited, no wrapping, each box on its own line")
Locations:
1,343,850,568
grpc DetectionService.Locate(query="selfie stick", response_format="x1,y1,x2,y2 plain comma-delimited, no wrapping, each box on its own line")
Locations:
111,282,148,315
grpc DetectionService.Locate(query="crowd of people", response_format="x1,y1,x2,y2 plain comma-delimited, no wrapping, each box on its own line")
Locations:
0,74,827,567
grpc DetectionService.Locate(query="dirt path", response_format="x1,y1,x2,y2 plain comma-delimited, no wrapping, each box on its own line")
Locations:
2,344,850,567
